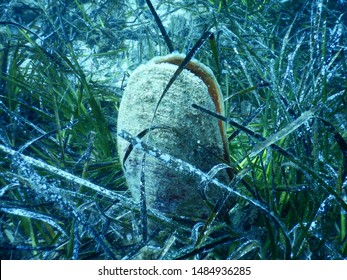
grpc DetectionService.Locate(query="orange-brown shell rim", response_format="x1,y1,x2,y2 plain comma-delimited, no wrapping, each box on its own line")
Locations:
153,54,230,165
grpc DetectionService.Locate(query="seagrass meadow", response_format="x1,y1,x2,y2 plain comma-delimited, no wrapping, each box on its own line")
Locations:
0,0,346,260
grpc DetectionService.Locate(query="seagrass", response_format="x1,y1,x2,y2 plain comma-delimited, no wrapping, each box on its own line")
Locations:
117,53,230,220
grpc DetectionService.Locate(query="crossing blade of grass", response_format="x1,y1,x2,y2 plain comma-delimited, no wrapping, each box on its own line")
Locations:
151,28,213,122
191,103,347,214
0,143,135,209
118,129,292,258
0,207,67,237
249,108,317,157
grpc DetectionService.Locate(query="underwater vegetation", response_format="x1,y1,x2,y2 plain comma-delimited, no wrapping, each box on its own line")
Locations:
0,0,346,259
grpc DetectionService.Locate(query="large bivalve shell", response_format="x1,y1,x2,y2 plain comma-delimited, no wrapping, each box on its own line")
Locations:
117,53,230,220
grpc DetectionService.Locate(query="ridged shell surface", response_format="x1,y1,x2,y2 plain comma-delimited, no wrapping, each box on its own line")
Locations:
117,54,229,220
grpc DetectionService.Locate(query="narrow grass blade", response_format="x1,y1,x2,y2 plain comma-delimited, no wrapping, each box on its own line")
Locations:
145,0,174,53
0,207,67,237
151,29,213,121
249,109,316,157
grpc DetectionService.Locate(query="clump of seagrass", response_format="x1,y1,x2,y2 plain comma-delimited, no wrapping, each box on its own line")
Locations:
117,53,230,220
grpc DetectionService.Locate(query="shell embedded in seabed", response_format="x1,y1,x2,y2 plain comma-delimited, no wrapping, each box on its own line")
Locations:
117,53,230,220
